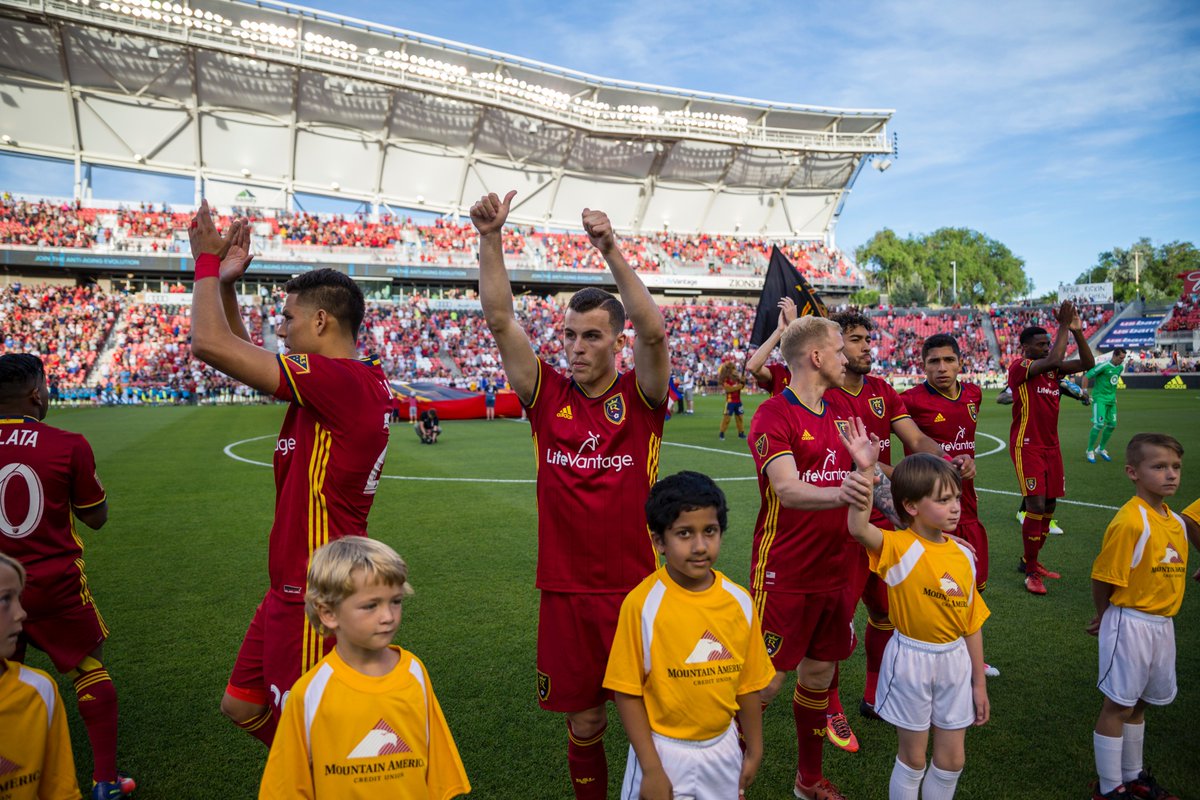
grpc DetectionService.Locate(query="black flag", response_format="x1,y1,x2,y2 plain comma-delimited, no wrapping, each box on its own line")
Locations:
749,245,828,346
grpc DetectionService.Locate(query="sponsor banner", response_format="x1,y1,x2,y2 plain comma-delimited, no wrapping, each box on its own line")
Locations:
1119,373,1199,390
1058,281,1113,304
427,299,483,311
1099,317,1164,349
141,292,258,305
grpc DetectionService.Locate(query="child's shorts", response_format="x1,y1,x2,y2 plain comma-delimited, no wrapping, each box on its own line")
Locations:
875,632,974,731
620,722,741,800
1097,605,1176,707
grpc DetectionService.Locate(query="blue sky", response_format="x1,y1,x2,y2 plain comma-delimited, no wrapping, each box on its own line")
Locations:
4,0,1198,293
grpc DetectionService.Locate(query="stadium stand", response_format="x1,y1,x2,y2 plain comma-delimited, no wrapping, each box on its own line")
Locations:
989,303,1113,359
0,283,121,387
1162,284,1200,331
868,309,992,375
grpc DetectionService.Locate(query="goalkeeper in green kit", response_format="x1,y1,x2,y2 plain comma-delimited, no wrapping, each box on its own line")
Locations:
1083,348,1126,462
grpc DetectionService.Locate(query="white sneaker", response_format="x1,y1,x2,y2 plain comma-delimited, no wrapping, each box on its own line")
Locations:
984,663,1000,678
1086,450,1096,463
1048,519,1064,534
1099,449,1112,462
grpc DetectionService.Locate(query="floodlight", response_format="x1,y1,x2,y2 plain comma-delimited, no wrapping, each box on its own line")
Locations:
874,158,892,172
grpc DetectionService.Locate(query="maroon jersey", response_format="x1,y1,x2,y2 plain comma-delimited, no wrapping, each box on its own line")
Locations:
748,388,855,594
754,363,792,397
901,381,982,523
270,353,393,598
722,379,744,403
527,359,666,593
1008,358,1061,448
0,416,106,582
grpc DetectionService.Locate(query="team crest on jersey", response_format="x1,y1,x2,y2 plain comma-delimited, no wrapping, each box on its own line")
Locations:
967,403,978,422
763,631,783,657
755,434,769,457
537,670,551,702
869,397,885,419
283,353,310,374
1026,477,1037,492
834,419,851,438
604,394,626,425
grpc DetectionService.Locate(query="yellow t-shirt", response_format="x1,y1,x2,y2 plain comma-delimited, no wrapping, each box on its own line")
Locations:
1092,497,1188,617
868,528,990,644
1182,498,1200,527
603,567,775,741
259,646,470,800
0,659,80,800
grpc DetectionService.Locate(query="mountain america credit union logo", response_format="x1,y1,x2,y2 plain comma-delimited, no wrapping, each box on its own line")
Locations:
544,430,635,472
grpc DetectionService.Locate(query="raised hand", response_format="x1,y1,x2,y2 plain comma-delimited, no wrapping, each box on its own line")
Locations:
1055,300,1075,326
469,190,517,237
220,218,254,284
188,199,235,259
581,208,617,255
840,416,880,472
779,296,798,326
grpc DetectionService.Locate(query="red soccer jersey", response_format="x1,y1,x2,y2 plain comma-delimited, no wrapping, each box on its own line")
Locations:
526,359,667,593
748,388,855,594
0,416,106,582
754,363,792,397
271,353,393,597
723,379,743,404
901,381,982,523
1008,358,1061,448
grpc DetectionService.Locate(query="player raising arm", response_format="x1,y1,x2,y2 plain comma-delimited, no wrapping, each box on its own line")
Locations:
745,297,798,396
471,191,668,800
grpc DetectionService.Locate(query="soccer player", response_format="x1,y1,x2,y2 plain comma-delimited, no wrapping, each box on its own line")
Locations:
0,551,83,800
188,204,394,745
1087,434,1189,800
822,313,971,737
470,190,669,800
1083,349,1127,463
260,537,469,799
0,353,132,799
717,362,747,440
604,472,774,800
747,316,874,800
1009,301,1095,595
746,297,798,397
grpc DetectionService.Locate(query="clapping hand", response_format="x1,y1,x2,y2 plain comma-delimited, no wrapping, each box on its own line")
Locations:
188,199,235,260
220,218,254,284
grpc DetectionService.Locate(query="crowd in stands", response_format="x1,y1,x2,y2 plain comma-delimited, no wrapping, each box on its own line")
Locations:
1162,281,1200,332
0,284,122,386
989,303,1113,359
868,310,993,375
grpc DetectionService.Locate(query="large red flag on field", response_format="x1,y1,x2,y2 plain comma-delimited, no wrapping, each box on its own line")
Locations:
748,246,828,346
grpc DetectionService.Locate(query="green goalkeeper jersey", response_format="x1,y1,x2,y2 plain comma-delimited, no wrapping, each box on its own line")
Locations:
1086,361,1124,403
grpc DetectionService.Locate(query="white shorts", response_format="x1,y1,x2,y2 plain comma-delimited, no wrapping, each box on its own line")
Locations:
1097,605,1177,707
875,632,975,731
620,722,741,800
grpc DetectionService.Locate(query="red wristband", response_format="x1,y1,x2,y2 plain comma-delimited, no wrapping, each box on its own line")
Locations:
195,253,220,280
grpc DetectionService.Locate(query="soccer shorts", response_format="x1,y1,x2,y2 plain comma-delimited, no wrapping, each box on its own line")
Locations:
875,633,974,732
755,588,856,671
1011,444,1065,498
537,590,625,712
17,565,108,673
1097,606,1177,707
1092,400,1117,428
725,402,744,417
227,590,333,712
620,722,740,800
954,519,989,592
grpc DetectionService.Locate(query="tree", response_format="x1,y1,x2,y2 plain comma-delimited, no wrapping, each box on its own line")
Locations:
1075,238,1199,303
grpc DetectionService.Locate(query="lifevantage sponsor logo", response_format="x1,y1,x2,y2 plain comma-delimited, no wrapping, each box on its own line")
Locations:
940,426,974,453
545,431,635,473
801,449,850,483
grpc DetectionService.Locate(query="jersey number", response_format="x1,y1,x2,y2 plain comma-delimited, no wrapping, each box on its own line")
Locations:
0,463,45,538
364,445,388,495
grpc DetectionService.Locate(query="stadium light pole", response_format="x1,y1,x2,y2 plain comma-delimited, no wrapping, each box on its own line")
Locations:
951,260,957,304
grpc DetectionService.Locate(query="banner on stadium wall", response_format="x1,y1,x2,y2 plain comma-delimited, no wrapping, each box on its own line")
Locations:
1098,317,1164,349
141,292,258,305
427,299,484,311
1178,270,1200,295
1058,282,1113,304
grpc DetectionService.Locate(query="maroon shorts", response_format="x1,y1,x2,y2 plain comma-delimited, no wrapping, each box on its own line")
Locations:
227,590,333,712
1012,444,1065,499
17,563,108,673
536,591,624,713
754,588,856,671
954,518,989,592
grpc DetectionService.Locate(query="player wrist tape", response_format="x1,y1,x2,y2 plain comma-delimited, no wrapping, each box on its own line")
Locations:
195,253,220,280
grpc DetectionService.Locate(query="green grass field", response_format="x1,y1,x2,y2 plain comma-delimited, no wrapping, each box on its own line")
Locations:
24,388,1200,799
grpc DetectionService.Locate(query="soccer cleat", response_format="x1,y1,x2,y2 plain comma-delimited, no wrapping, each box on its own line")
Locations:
1091,784,1130,799
859,698,882,720
117,773,136,795
1025,573,1047,595
738,432,747,439
718,432,725,440
1126,770,1179,800
1048,519,1064,534
1087,450,1097,463
825,712,859,753
1100,449,1112,462
1031,562,1061,579
91,783,124,800
795,774,849,800
983,663,1000,678
1016,510,1025,524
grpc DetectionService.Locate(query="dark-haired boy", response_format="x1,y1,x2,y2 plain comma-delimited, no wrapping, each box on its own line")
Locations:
605,472,773,800
188,203,394,745
471,192,669,799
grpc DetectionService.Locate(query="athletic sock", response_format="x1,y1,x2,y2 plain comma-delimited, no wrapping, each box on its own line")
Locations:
1088,426,1102,450
70,663,119,783
889,757,924,800
234,708,278,747
864,618,894,706
1121,722,1145,784
826,664,844,715
1040,514,1053,555
1099,425,1116,450
793,683,828,787
1094,731,1124,794
566,720,607,800
921,763,962,800
1021,512,1043,569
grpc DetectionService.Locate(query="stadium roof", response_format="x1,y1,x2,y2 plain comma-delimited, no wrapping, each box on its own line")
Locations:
0,0,894,237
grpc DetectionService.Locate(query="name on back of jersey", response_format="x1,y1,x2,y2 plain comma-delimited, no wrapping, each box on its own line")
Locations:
0,429,38,447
